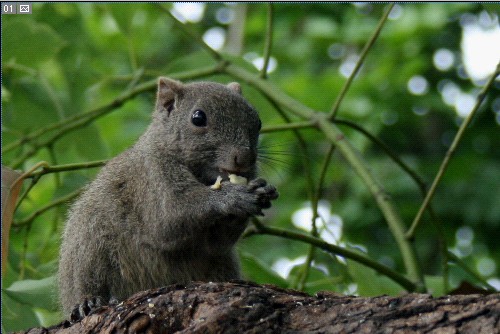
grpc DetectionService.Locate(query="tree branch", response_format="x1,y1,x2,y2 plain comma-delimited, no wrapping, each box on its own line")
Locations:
250,219,417,291
225,64,423,288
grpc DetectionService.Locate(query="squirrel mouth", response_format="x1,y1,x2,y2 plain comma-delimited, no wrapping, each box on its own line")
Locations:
209,169,248,187
219,169,245,180
218,169,231,180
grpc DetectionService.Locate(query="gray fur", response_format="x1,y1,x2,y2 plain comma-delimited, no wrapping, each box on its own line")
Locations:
58,78,278,315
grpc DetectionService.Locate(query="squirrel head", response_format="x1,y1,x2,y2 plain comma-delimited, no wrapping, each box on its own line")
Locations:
152,77,262,186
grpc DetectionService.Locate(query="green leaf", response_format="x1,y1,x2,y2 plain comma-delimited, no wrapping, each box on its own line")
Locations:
108,4,137,35
35,259,60,278
3,276,58,310
240,251,288,287
424,275,446,297
1,292,41,331
289,264,341,294
1,85,12,102
347,258,405,296
3,18,65,66
34,308,63,328
3,77,62,132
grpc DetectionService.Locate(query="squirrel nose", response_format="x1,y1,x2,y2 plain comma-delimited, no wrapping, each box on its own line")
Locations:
232,146,256,170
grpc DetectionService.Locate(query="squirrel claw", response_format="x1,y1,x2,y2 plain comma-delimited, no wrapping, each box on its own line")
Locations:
70,296,106,323
247,178,267,191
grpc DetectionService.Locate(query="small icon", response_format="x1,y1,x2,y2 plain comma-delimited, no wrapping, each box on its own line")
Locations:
2,3,17,14
17,3,32,14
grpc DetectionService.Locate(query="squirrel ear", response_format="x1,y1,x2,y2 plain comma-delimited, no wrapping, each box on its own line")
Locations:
227,82,242,95
158,77,183,95
157,77,183,114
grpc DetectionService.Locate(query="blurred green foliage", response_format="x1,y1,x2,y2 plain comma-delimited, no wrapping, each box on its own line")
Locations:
1,3,499,331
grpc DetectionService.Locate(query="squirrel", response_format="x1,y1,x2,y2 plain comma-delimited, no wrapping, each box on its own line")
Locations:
58,78,279,317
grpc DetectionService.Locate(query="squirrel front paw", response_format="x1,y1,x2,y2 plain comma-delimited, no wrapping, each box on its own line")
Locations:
218,178,278,217
247,178,279,210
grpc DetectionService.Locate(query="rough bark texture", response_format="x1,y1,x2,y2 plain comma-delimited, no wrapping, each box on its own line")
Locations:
16,281,500,334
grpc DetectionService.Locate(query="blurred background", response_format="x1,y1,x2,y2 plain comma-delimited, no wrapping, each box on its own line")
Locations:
2,3,499,331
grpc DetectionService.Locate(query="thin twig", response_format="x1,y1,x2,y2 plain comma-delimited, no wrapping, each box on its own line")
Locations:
12,162,50,212
14,160,105,212
261,121,315,133
263,117,428,199
447,251,497,291
14,178,40,213
14,188,82,228
296,247,317,291
406,62,500,239
39,73,66,119
264,97,316,201
260,3,274,79
25,160,107,178
297,144,336,291
158,4,222,61
328,3,394,121
19,224,32,280
334,119,427,193
47,144,61,187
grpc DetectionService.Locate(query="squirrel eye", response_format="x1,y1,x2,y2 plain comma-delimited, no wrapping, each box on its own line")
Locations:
192,110,207,127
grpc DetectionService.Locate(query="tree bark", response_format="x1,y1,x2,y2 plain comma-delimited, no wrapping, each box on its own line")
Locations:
16,281,500,333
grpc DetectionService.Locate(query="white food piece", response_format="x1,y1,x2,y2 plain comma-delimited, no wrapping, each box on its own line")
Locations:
229,174,248,185
210,176,223,190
